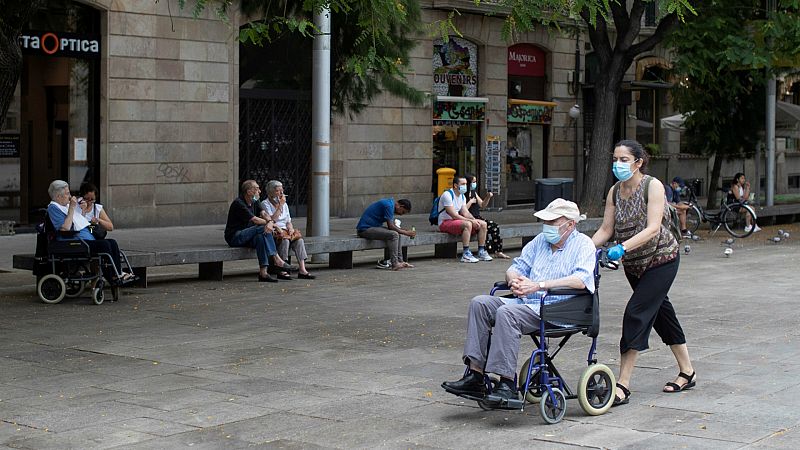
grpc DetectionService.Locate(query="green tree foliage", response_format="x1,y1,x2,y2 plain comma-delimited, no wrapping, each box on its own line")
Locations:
669,0,800,206
479,0,696,214
190,0,425,115
0,0,45,131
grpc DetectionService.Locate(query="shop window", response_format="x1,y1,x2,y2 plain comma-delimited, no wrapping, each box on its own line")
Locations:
789,174,800,190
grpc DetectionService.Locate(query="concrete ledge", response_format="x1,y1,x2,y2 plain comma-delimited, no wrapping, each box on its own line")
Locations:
12,219,603,285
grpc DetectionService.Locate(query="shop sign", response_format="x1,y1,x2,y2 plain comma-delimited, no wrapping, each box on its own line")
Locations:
508,44,546,77
507,102,554,124
19,31,100,58
433,101,485,124
433,37,478,97
0,135,20,158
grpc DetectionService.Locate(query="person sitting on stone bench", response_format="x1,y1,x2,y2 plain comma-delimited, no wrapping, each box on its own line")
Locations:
261,180,315,280
438,174,491,263
224,180,296,283
356,197,416,271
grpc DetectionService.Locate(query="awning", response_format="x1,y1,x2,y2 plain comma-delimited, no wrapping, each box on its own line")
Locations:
660,102,800,138
507,99,557,125
433,97,488,124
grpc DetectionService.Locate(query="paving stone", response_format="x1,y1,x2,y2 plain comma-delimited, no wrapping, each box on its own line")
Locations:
9,387,127,408
99,373,215,394
5,424,154,449
115,387,242,411
291,417,438,449
5,371,124,394
111,417,199,437
149,400,274,427
7,401,166,433
202,412,338,444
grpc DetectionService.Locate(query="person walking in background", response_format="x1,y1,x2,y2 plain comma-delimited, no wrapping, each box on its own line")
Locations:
592,140,695,407
465,175,509,259
356,198,416,270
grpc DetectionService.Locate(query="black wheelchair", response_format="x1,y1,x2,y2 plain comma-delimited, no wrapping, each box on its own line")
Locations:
456,249,618,424
33,211,135,305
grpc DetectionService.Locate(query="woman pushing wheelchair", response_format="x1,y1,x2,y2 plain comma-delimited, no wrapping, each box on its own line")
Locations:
592,140,696,406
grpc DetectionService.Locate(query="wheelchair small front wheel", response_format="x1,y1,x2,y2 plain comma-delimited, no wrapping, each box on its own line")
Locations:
92,279,105,305
519,355,545,403
539,388,566,424
38,274,66,304
578,364,615,416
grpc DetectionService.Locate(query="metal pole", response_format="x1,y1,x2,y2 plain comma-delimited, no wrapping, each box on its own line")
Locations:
311,8,331,239
766,0,776,206
573,32,581,200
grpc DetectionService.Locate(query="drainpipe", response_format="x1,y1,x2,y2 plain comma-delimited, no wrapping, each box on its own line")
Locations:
311,8,331,240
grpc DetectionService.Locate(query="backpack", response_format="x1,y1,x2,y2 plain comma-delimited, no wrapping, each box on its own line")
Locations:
613,175,682,243
429,190,455,225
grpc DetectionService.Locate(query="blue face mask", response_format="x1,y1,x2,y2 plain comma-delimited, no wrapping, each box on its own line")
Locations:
470,182,477,190
458,185,468,194
542,222,569,244
612,161,638,181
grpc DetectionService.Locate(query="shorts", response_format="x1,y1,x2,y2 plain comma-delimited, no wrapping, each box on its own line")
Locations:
439,219,478,236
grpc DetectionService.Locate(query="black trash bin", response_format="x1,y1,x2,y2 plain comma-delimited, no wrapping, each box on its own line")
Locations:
535,178,574,211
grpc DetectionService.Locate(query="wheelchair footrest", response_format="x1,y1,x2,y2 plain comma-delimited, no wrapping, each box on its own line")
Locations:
481,395,525,410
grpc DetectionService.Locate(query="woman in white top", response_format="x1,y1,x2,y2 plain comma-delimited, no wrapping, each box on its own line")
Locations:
729,173,760,232
78,183,114,235
262,180,315,279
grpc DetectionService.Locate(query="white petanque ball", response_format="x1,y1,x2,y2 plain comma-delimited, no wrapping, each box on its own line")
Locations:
691,235,700,241
723,248,733,257
684,244,691,254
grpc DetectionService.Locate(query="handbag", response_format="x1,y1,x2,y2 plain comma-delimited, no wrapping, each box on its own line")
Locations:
88,204,107,239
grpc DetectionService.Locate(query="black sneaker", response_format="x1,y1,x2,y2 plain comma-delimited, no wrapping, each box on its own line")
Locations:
375,259,391,270
441,371,486,398
483,378,519,406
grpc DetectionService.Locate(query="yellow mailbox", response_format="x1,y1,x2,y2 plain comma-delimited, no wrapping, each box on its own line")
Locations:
436,167,456,196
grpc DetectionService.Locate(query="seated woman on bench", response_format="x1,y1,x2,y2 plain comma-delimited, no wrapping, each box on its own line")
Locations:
46,179,134,284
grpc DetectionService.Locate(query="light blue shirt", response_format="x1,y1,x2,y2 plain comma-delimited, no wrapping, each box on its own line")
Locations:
505,229,596,315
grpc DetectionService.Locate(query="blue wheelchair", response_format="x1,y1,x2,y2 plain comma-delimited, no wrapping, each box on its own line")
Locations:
459,249,617,424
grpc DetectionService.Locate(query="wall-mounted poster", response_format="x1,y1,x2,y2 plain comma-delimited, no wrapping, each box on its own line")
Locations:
0,135,20,158
433,37,478,97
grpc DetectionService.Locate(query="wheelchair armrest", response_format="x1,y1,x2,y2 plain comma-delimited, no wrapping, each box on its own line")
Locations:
546,288,591,297
493,281,509,290
57,229,79,238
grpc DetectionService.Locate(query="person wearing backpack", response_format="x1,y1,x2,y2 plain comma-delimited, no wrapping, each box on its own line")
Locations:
356,198,415,270
591,140,696,407
437,175,491,263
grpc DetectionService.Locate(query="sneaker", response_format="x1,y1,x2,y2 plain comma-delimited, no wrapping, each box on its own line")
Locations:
477,250,493,261
744,225,753,233
753,224,762,232
376,259,391,270
460,250,479,263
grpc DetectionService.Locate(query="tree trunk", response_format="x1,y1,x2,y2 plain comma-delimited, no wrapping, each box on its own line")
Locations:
579,57,629,216
707,154,723,210
0,0,45,131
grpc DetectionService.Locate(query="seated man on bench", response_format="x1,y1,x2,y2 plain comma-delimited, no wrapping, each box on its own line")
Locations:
441,199,596,404
224,180,295,282
356,198,416,271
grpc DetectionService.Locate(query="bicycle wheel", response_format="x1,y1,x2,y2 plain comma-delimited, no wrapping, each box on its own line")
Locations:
722,203,756,238
685,205,702,235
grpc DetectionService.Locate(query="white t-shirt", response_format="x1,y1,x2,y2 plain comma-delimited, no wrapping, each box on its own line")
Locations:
261,199,291,229
438,189,465,225
78,199,103,222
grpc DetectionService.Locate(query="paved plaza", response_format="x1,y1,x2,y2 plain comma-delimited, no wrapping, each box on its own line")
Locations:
0,219,799,449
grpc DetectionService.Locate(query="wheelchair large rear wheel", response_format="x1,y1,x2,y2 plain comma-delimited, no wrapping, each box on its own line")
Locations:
539,388,566,424
519,354,546,403
38,274,66,304
577,364,615,416
64,280,86,298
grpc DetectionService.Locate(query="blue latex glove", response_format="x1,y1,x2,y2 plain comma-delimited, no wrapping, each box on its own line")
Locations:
607,244,625,261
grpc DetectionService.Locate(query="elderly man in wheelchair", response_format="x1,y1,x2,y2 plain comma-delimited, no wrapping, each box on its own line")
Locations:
442,198,616,423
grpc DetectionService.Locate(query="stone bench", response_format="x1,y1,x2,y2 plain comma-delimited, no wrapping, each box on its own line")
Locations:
12,219,602,287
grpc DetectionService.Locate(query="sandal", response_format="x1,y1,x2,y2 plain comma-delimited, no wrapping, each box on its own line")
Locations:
276,271,292,280
612,382,630,406
663,371,696,393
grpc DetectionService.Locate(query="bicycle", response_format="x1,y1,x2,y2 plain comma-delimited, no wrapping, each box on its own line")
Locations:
681,182,758,238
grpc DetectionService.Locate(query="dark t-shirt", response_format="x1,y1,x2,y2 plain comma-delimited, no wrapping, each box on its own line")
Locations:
466,191,482,219
224,196,263,244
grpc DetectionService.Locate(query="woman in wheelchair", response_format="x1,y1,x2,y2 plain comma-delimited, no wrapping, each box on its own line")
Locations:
592,140,695,407
47,180,134,284
442,199,597,407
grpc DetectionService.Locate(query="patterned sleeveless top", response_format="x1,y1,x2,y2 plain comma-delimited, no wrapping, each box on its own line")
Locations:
614,176,679,278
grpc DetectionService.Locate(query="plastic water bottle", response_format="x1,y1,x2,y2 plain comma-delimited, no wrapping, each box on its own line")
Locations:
411,226,416,239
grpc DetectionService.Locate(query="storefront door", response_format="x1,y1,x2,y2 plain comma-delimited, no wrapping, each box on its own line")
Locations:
2,2,102,224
